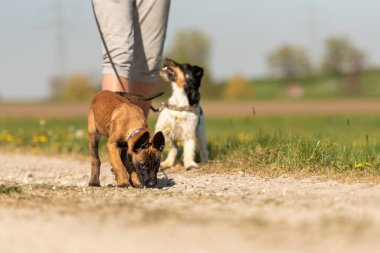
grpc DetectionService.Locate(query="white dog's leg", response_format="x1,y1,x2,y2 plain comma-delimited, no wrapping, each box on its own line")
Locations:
160,140,178,168
196,114,209,163
183,139,198,169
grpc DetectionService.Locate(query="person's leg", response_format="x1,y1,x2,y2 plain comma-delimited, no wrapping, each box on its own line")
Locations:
92,0,134,92
130,0,171,117
101,75,129,92
128,81,155,118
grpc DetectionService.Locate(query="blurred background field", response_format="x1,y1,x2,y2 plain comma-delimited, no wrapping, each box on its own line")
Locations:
252,69,380,100
1,1,380,102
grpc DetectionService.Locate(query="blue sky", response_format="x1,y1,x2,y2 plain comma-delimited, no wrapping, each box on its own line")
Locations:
1,0,380,100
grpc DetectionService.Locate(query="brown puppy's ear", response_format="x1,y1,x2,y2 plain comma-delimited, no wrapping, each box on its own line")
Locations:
153,131,165,152
133,131,150,152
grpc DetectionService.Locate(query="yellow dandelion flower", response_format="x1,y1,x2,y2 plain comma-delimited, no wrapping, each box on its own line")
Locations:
39,135,47,143
0,131,13,142
355,163,363,169
5,134,13,142
32,135,47,144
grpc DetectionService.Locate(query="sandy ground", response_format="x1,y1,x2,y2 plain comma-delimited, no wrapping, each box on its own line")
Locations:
1,100,380,118
1,152,380,253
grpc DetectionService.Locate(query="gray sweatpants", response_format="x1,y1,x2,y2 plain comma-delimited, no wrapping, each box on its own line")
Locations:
92,0,171,83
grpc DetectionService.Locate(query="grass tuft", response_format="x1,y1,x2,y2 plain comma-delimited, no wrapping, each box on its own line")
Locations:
0,184,22,195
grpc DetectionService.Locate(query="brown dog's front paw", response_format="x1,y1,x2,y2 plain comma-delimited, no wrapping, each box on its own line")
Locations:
116,182,130,188
116,178,131,188
88,181,101,187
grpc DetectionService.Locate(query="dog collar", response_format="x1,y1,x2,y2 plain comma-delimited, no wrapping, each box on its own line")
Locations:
167,103,198,112
127,128,146,142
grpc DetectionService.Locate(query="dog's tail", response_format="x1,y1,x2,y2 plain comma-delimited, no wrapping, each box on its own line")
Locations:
116,91,164,101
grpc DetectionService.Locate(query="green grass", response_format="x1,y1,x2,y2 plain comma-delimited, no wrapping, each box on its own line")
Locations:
206,116,380,176
1,115,380,178
251,70,380,100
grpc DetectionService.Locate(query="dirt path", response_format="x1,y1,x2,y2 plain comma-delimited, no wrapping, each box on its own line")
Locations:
2,99,380,118
1,152,380,253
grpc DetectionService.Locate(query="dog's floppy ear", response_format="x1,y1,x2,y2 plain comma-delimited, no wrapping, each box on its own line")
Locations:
153,131,165,152
133,131,150,152
193,66,204,79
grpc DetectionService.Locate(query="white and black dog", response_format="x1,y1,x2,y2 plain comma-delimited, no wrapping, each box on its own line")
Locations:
155,58,209,170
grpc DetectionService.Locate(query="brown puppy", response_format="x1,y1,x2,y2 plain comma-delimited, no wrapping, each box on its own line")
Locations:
88,90,165,188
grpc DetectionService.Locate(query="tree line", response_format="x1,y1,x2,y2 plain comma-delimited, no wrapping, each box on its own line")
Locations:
50,29,369,101
267,36,367,94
